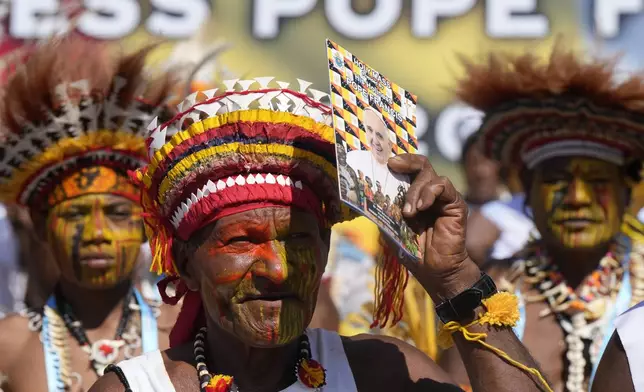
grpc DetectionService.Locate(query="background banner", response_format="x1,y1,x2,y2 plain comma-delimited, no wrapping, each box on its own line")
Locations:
1,0,640,188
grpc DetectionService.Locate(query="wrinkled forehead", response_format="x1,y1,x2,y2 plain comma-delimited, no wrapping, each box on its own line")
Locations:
207,206,321,237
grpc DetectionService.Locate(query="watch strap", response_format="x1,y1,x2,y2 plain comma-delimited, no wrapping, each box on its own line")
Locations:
435,272,497,324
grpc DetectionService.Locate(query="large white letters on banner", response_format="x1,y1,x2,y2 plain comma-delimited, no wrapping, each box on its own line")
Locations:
486,0,548,38
9,0,208,39
595,0,643,38
434,103,483,162
411,0,476,37
77,0,139,39
252,0,316,39
146,0,210,38
10,0,68,38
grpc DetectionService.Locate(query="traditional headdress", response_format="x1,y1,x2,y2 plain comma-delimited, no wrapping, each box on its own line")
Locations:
0,37,174,208
135,77,407,346
456,44,644,170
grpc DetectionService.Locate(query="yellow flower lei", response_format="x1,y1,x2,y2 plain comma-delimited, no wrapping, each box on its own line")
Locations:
438,292,553,392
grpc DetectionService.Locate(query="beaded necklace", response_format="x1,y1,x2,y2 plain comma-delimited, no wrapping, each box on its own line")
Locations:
56,288,138,377
193,327,327,392
33,287,159,391
516,246,623,392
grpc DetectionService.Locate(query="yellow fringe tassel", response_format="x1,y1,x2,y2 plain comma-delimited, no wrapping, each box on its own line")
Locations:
438,292,553,392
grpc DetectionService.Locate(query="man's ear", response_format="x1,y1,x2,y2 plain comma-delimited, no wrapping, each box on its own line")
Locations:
173,241,199,291
29,208,48,242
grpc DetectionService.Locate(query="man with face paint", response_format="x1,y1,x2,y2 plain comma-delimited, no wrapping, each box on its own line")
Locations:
0,37,178,391
439,46,644,392
92,78,547,392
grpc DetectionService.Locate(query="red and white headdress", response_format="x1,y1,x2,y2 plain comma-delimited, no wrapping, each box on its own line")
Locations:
134,77,343,276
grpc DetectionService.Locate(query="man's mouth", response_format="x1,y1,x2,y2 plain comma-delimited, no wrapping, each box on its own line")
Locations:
79,254,115,268
238,292,299,304
554,218,600,229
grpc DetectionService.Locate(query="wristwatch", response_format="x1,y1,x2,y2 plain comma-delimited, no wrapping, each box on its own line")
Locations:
435,272,497,324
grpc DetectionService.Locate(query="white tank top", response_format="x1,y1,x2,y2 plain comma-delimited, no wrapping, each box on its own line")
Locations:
117,328,358,391
615,301,644,392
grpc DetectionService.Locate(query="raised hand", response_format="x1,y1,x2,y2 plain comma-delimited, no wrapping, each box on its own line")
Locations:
388,154,481,302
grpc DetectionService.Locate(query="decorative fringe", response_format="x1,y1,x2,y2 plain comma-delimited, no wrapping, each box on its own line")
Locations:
371,236,408,329
130,168,178,276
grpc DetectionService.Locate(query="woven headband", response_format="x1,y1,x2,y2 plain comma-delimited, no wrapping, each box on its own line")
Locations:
478,97,644,169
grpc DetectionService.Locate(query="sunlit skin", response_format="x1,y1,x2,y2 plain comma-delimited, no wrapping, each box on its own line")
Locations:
45,193,145,288
364,109,393,165
182,207,328,347
530,157,627,249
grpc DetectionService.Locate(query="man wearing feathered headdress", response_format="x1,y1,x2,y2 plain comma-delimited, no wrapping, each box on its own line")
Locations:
89,73,549,391
440,45,644,392
0,36,179,391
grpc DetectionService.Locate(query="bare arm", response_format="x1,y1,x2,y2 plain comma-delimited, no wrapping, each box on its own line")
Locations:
591,331,635,392
388,154,548,392
438,264,512,388
438,345,470,386
465,210,500,267
453,306,545,392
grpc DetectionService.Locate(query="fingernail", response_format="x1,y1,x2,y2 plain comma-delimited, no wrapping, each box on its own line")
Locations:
389,155,404,163
403,203,412,214
417,199,423,209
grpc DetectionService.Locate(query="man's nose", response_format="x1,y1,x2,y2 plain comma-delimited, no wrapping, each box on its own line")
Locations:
82,210,113,245
563,177,593,207
251,241,289,284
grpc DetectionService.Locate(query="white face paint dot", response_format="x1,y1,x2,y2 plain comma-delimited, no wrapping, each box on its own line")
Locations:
235,175,246,186
265,173,276,184
246,174,256,185
226,177,235,187
217,180,226,190
276,175,286,186
255,174,265,184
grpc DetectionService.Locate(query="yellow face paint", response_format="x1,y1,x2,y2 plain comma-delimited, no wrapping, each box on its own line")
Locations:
46,192,145,288
530,157,626,249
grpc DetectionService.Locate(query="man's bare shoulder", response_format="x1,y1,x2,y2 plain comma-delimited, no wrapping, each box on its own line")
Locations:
343,334,462,391
0,314,40,370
